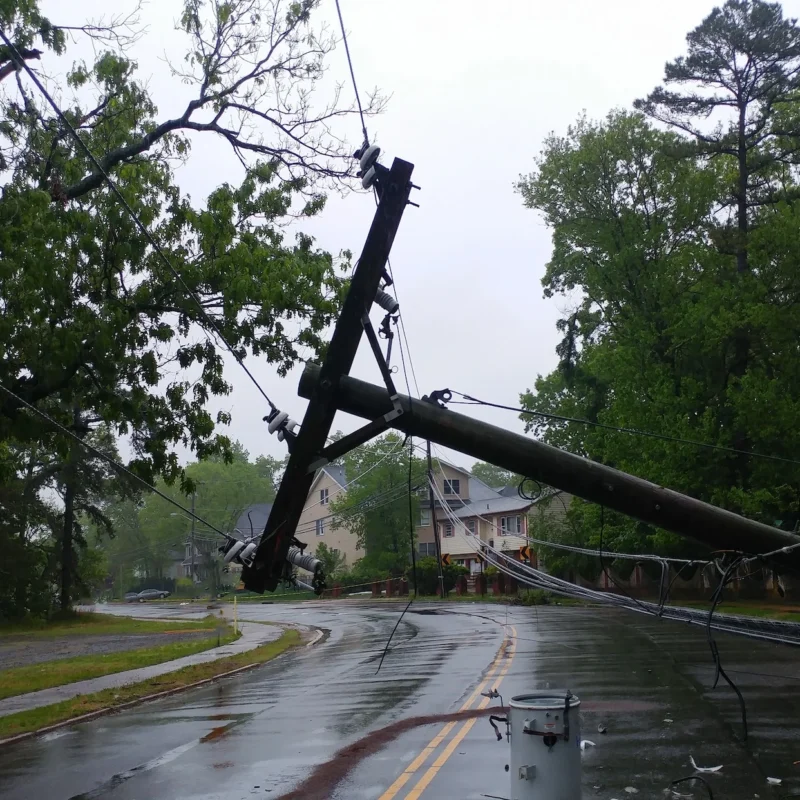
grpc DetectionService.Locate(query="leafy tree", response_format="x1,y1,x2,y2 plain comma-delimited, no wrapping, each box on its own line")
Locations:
406,556,467,595
470,461,522,489
331,433,427,575
0,0,377,613
516,105,800,559
0,0,377,486
314,541,347,577
634,0,800,490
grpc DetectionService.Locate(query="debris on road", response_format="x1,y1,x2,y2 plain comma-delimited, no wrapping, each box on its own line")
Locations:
581,740,596,750
598,723,608,734
766,777,782,785
690,755,723,773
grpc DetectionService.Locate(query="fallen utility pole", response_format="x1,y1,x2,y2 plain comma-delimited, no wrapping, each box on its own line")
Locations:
298,363,800,566
241,155,415,593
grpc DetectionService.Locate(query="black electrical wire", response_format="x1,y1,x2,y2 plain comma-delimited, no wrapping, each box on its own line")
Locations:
333,0,369,147
597,505,650,614
707,555,749,741
449,392,800,467
0,28,279,415
670,775,714,799
0,381,229,539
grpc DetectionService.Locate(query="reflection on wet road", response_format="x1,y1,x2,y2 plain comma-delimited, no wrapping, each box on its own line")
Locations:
0,601,798,799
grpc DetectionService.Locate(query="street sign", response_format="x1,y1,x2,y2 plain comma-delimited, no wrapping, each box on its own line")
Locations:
441,553,451,567
519,545,531,561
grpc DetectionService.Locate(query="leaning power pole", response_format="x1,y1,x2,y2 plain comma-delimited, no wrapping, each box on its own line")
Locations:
235,149,418,594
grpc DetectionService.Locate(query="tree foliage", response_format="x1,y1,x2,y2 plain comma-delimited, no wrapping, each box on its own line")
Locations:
470,461,522,489
517,4,800,565
0,0,373,616
331,433,427,575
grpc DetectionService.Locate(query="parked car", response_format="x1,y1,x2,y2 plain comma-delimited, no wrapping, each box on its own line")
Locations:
137,589,171,601
124,592,140,603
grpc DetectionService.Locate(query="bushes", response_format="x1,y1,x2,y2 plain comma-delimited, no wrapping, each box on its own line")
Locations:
406,557,468,595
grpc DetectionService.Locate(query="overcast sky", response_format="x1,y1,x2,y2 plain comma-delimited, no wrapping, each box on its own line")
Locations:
47,0,794,472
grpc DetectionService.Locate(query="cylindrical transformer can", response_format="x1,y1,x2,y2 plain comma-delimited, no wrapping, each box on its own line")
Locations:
508,691,581,800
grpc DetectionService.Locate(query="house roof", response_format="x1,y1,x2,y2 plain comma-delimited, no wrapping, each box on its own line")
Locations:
497,485,519,498
451,495,532,518
234,503,274,538
323,464,347,488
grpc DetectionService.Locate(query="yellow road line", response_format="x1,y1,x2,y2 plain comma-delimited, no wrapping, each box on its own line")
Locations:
402,626,517,800
377,629,513,800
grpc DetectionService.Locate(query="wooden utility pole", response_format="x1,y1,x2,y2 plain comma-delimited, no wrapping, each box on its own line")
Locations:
426,440,445,598
298,364,800,567
243,157,415,593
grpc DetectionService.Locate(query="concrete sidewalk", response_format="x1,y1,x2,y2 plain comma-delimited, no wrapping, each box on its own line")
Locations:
0,621,283,719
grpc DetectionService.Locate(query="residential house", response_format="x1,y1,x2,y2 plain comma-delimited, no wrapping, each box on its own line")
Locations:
226,466,361,578
298,465,361,569
416,458,573,574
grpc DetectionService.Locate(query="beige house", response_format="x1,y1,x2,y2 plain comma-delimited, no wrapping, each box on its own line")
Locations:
298,465,362,568
417,458,573,574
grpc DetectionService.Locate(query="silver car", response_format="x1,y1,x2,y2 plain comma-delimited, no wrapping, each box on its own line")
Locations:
137,589,170,601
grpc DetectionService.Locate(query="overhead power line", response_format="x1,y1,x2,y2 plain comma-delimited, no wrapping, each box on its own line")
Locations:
0,381,229,540
0,28,279,414
333,0,369,147
449,391,800,467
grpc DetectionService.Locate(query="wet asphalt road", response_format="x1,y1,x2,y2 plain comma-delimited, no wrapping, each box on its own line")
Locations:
0,600,798,799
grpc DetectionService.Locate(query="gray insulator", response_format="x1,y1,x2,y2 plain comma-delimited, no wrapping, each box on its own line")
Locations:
240,542,257,562
223,540,246,563
287,546,323,575
359,144,381,173
375,289,399,314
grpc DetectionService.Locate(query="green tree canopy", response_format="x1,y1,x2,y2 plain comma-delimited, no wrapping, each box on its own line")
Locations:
331,434,427,575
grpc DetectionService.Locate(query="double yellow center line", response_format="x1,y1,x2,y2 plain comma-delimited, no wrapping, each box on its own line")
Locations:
378,625,517,800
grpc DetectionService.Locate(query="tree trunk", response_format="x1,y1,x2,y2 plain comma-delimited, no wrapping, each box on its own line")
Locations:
60,476,75,612
59,405,84,612
736,105,749,275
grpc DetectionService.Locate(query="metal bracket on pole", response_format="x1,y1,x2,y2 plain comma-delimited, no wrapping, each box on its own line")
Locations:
362,313,404,420
240,156,415,594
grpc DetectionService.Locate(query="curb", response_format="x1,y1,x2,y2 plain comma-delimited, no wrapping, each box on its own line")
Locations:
0,625,325,748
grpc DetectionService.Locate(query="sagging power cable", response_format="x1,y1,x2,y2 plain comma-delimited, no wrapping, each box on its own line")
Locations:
333,0,369,148
0,381,230,540
0,28,281,417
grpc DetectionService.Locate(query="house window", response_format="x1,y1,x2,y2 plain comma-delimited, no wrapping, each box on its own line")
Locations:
443,479,460,496
320,488,329,505
418,542,437,556
500,516,522,535
418,509,432,527
466,519,476,534
444,524,454,538
315,519,325,536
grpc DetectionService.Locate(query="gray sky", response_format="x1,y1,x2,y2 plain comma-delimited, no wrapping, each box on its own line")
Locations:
46,0,773,471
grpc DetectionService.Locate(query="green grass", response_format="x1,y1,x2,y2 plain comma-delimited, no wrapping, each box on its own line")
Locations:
681,600,800,623
0,629,302,741
0,623,239,700
0,611,226,638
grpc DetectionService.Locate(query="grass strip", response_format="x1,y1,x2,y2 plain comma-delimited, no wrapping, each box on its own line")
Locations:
0,611,225,638
0,624,239,700
0,628,301,741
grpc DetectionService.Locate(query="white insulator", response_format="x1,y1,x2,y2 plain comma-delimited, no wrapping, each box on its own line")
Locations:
359,144,381,173
268,410,288,434
375,289,399,314
361,166,377,189
223,540,246,563
240,543,257,562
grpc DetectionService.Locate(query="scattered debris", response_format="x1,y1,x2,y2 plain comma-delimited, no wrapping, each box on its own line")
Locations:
664,718,674,723
598,724,608,734
581,740,596,750
624,787,639,794
690,755,723,773
766,777,782,785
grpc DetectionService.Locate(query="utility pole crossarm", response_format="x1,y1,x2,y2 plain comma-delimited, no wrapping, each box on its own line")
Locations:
298,363,800,567
241,158,415,594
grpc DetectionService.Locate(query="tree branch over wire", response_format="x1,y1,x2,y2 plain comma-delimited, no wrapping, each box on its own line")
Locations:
35,0,386,200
